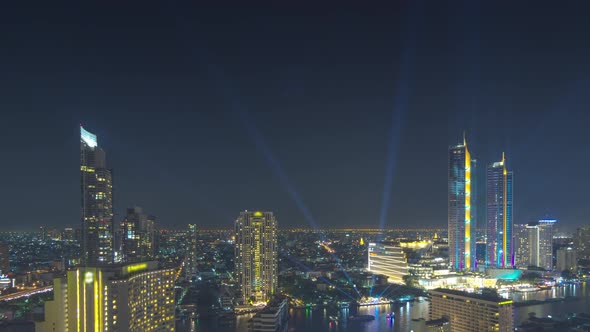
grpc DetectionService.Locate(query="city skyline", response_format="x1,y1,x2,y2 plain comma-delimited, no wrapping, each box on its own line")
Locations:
2,3,590,231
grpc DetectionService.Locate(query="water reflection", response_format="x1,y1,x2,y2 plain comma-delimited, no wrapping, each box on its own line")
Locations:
178,283,589,332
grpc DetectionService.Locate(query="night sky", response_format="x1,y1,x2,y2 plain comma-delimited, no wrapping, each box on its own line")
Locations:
1,2,589,231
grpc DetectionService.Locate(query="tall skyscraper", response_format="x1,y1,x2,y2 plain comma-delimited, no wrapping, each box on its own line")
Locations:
120,207,157,263
448,136,477,271
235,211,278,304
367,243,408,283
80,125,114,264
486,153,513,268
36,262,176,332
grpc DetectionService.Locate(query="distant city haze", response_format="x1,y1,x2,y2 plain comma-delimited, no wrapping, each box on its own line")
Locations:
1,2,589,230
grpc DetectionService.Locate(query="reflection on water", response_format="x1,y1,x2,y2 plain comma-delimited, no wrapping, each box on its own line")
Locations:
178,283,589,332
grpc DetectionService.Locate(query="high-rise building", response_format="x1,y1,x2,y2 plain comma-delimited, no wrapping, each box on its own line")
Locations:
575,227,590,260
527,219,556,270
556,247,577,273
0,243,9,274
235,211,278,304
120,207,157,262
486,153,514,268
429,288,514,332
80,125,114,264
448,136,477,271
513,223,530,268
36,261,176,332
367,243,408,283
62,227,75,242
185,224,198,280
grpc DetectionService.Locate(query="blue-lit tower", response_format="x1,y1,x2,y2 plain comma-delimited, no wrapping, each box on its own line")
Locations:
486,153,514,268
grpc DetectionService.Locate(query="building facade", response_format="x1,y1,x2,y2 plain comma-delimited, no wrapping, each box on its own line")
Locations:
429,288,514,332
486,153,514,268
556,247,577,273
249,296,289,332
36,261,176,332
120,207,157,263
80,125,114,264
513,223,530,268
0,242,9,274
367,243,408,283
575,227,590,261
448,136,477,271
235,211,278,303
527,219,555,270
184,224,198,280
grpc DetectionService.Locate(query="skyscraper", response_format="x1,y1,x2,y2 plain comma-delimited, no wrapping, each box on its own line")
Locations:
486,153,513,268
235,211,278,304
367,243,408,283
0,242,9,274
513,223,530,268
535,219,555,270
448,136,476,271
185,224,198,280
575,227,590,261
120,207,157,263
36,262,176,332
80,125,114,264
556,247,577,273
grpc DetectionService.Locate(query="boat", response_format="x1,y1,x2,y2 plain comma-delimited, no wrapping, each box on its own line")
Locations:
386,312,395,319
348,315,375,322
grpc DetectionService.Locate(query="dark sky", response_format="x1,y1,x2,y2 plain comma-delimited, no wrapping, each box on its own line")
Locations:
1,2,589,231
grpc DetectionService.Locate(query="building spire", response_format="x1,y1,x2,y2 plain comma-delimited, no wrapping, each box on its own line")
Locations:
463,131,467,146
502,151,506,163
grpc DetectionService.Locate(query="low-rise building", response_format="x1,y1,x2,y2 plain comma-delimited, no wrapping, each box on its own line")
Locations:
249,296,289,332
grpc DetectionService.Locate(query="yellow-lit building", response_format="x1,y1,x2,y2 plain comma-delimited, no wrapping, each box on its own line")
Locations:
429,288,514,331
367,243,408,283
235,211,278,304
36,261,176,332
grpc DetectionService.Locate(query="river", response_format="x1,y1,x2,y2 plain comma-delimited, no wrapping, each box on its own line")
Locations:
177,283,589,332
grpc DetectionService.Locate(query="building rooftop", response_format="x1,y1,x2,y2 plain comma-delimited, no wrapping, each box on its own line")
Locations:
430,288,510,304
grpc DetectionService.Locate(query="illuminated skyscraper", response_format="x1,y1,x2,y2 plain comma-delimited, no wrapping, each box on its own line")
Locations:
367,243,408,283
120,207,157,263
36,262,176,332
80,125,114,264
235,211,278,303
486,153,513,268
448,136,477,271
